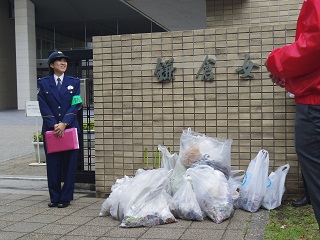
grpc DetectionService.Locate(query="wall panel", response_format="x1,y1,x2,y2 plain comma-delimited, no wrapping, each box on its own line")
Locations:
93,23,301,198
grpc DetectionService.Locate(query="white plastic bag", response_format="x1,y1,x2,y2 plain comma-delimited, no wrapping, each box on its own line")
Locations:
106,168,172,221
170,158,187,195
228,170,245,206
238,149,270,212
186,165,234,223
158,145,178,171
179,128,233,175
262,164,290,210
121,188,175,228
99,175,132,217
169,175,203,221
190,154,230,179
171,128,233,195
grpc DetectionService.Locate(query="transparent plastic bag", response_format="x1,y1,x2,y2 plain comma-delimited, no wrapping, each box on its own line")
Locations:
228,170,245,207
179,128,233,176
186,165,234,223
170,158,187,195
169,175,203,221
121,168,172,220
158,145,178,171
99,175,131,217
262,164,290,210
121,188,175,228
238,149,270,212
190,154,230,179
171,128,233,195
106,168,171,221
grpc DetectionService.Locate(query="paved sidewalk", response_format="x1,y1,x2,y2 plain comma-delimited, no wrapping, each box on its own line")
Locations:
0,189,268,240
0,109,40,162
0,153,269,240
0,110,269,239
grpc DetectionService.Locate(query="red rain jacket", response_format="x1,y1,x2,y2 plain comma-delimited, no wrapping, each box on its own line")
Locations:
266,0,320,105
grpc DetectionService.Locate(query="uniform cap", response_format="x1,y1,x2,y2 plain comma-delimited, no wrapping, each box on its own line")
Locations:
47,51,70,66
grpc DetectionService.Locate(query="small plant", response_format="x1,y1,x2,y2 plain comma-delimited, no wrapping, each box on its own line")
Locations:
265,201,319,239
83,119,94,131
33,131,43,142
143,147,173,169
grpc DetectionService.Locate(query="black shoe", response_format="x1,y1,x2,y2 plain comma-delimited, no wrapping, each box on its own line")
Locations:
57,201,70,208
292,196,311,207
48,202,58,207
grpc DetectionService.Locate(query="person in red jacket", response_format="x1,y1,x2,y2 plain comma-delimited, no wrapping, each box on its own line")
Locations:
265,0,320,229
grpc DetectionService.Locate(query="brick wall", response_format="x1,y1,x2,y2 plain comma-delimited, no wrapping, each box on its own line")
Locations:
93,23,303,198
207,0,302,28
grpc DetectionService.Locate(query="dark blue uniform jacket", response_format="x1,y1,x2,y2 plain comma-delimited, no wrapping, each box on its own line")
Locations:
37,75,81,135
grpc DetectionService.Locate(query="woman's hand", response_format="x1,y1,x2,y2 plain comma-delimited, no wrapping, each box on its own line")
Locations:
54,122,67,137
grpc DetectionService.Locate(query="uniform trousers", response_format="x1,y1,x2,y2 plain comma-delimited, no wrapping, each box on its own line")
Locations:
44,144,78,204
295,104,320,228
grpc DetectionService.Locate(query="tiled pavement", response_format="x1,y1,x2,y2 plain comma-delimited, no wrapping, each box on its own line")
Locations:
0,110,269,239
0,188,268,240
0,153,269,240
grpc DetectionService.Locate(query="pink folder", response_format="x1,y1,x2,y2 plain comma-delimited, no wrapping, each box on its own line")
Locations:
45,128,79,154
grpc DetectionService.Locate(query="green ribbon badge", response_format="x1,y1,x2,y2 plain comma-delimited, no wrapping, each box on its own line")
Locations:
71,95,83,106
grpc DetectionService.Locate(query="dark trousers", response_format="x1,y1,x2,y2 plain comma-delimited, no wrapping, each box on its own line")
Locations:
45,147,78,204
301,173,310,200
295,104,320,227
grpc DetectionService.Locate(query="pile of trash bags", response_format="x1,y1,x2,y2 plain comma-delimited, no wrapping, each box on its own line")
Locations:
99,128,290,228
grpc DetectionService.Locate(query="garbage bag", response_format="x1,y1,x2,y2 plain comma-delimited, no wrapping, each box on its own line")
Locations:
170,158,187,195
262,164,290,210
186,165,234,223
121,188,175,228
238,149,270,212
228,170,245,206
104,168,171,221
171,128,233,195
179,128,233,175
190,154,230,179
169,175,203,221
119,168,172,221
99,175,132,217
158,145,178,171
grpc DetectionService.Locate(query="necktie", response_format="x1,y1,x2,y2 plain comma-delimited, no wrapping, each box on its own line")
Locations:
57,78,62,91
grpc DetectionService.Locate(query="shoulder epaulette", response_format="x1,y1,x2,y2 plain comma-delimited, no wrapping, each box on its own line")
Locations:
68,76,79,80
38,76,50,81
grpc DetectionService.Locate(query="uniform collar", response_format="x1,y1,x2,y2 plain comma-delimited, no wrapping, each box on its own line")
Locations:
54,74,64,84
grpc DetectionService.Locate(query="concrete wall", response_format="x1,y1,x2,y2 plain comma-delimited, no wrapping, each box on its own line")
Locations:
0,0,17,109
93,24,301,198
207,0,301,28
15,0,37,110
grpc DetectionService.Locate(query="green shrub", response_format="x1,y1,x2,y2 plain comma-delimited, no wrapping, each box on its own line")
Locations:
83,119,94,131
33,131,43,142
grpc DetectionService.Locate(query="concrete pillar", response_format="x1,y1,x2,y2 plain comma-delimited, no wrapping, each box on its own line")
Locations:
0,0,17,109
14,0,37,110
